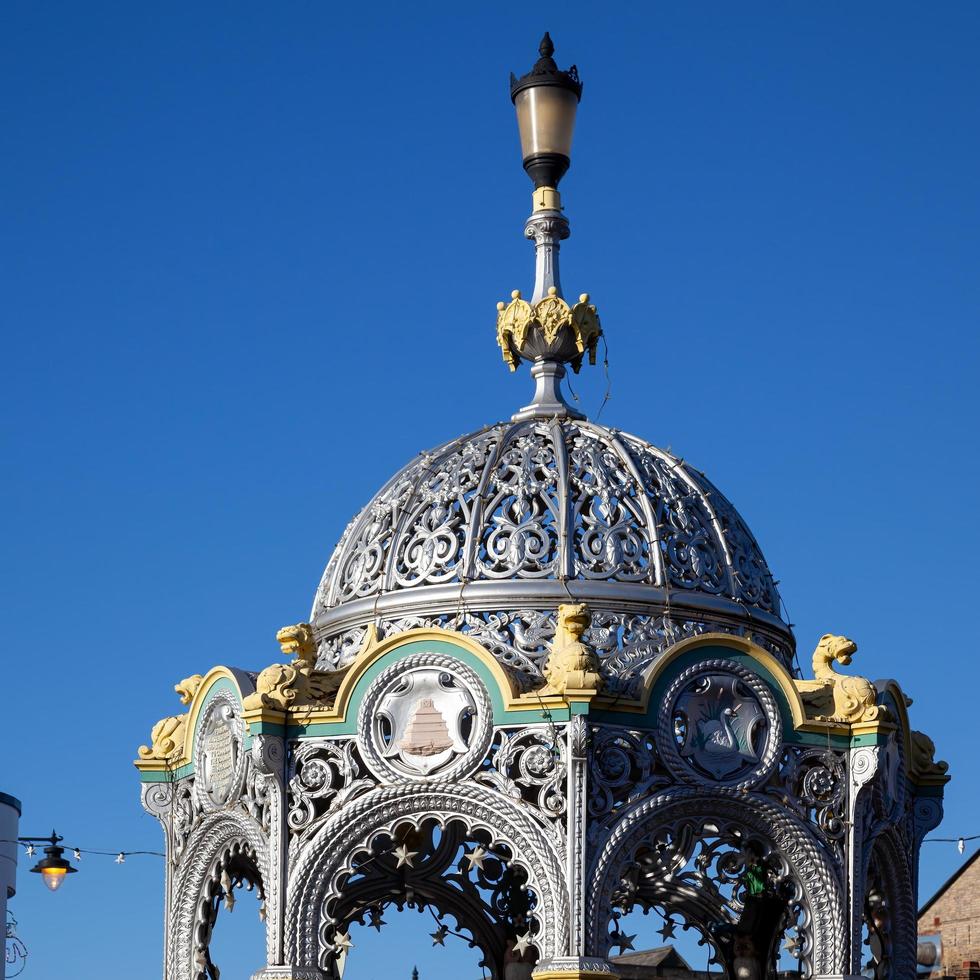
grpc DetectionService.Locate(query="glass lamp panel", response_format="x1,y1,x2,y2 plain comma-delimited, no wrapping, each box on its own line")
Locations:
514,86,578,159
41,867,67,891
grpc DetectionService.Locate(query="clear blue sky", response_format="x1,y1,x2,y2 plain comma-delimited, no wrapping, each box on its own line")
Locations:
2,2,979,977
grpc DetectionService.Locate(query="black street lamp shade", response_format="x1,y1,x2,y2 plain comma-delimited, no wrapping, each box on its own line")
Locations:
510,33,582,188
30,837,78,892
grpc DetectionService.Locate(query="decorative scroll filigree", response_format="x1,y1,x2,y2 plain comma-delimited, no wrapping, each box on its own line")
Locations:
287,740,374,840
567,431,650,581
475,428,561,580
393,436,496,588
587,726,669,830
310,418,792,686
317,609,793,698
475,726,568,836
620,434,729,595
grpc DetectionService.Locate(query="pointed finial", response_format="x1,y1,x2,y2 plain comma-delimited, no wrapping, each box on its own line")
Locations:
539,32,554,58
412,968,419,980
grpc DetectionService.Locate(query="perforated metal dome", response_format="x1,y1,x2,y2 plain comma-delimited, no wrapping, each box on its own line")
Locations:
311,417,793,695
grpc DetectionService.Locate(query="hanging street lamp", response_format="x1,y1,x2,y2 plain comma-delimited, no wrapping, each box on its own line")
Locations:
24,832,78,892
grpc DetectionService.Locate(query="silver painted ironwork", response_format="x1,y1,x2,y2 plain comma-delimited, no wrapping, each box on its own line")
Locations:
512,360,585,422
526,209,569,303
311,418,790,688
142,642,939,980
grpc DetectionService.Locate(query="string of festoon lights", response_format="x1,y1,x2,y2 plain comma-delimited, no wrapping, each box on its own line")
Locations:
1,831,162,892
924,834,980,854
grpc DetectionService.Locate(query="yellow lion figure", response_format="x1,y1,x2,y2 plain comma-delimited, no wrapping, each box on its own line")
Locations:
541,603,602,696
808,634,882,724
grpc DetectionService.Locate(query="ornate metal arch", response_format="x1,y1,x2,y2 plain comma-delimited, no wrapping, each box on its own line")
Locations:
285,781,569,970
586,788,847,976
864,828,916,979
169,810,269,980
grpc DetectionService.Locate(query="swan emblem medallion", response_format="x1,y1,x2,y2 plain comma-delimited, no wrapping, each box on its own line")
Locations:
677,674,766,780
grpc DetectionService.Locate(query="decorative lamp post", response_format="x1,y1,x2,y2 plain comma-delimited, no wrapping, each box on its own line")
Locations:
26,832,77,892
498,32,601,421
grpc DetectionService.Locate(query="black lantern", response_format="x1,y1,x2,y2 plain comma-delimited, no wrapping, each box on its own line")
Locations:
510,33,582,189
28,832,77,892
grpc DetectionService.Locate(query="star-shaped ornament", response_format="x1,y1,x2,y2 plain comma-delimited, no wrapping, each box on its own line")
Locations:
783,934,802,958
368,908,387,932
612,930,636,953
464,846,488,871
658,919,676,940
394,844,418,868
24,845,35,857
512,932,533,957
430,924,449,947
332,931,354,954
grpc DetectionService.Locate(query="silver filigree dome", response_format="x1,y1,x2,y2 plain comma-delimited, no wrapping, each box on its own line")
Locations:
311,417,792,694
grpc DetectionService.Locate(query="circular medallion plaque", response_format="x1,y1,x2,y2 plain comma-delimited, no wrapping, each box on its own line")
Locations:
357,653,493,783
656,660,781,790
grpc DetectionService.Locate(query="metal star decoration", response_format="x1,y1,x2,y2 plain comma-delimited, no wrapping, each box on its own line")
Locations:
658,918,676,940
332,931,354,954
611,930,636,953
394,844,418,868
512,932,533,956
464,846,488,871
24,845,35,858
783,934,802,958
368,907,387,932
430,924,449,946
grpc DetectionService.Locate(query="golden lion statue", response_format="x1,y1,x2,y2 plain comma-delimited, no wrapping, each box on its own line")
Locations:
910,730,949,779
244,622,347,712
798,634,883,724
540,603,602,696
137,674,204,760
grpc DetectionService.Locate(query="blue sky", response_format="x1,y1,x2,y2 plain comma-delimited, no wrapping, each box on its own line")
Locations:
2,2,979,977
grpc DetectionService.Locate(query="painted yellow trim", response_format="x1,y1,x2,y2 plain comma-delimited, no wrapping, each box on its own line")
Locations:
285,627,577,727
532,186,562,212
181,666,248,758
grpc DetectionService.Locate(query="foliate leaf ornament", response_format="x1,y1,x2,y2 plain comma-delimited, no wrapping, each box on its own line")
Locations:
495,286,602,373
570,293,601,371
535,292,572,344
496,290,535,371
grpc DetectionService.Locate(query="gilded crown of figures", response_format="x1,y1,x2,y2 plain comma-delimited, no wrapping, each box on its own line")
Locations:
496,286,601,373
